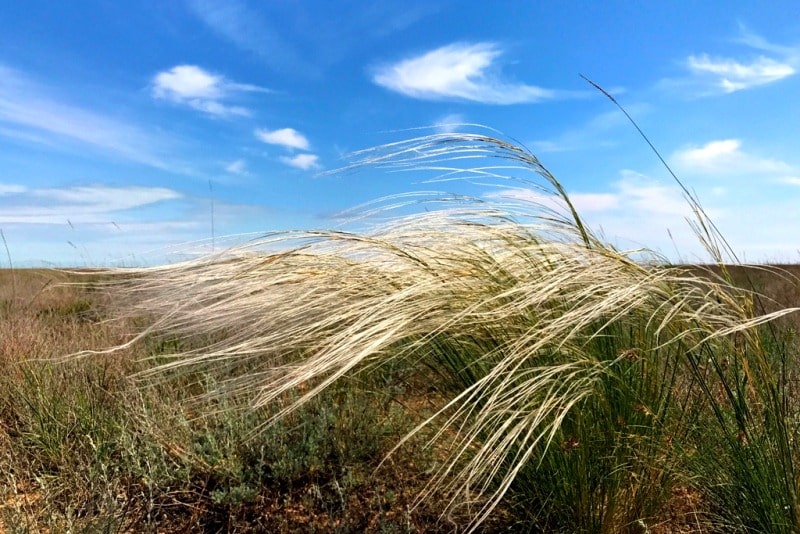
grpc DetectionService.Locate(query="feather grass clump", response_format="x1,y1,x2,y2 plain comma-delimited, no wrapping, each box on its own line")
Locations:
88,131,800,532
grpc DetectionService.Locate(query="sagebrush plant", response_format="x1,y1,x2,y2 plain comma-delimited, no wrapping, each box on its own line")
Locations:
83,130,800,532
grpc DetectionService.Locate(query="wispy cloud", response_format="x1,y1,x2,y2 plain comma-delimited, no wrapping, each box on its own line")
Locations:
432,113,466,134
186,0,312,74
671,139,793,175
34,185,180,208
685,54,794,93
0,184,182,224
488,188,620,214
736,27,800,57
489,173,691,219
255,127,310,150
225,159,247,175
0,183,27,195
0,64,176,170
529,103,648,153
491,162,800,261
373,42,576,104
661,32,798,96
612,172,694,216
487,171,711,257
280,153,320,170
152,65,268,117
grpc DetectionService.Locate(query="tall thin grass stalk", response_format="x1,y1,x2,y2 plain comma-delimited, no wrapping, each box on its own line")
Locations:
84,130,800,532
1,228,15,305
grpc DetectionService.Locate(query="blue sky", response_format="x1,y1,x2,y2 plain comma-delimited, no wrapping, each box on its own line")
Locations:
1,1,799,266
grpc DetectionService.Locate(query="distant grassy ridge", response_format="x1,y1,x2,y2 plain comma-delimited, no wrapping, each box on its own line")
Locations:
691,263,800,331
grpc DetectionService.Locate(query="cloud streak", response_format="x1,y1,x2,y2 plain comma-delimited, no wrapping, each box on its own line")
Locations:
488,171,710,257
373,42,574,104
0,183,27,195
0,64,177,170
671,139,793,176
225,159,247,175
488,172,692,220
529,103,649,153
432,113,466,134
661,32,799,96
0,184,182,224
186,0,313,74
686,54,794,93
488,188,620,214
152,65,268,117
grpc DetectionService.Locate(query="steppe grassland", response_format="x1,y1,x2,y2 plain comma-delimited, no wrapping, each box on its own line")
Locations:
2,133,800,532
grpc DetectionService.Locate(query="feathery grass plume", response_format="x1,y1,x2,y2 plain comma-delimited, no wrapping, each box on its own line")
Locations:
85,129,800,532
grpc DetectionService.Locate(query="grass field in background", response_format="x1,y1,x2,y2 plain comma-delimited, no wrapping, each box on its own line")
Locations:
0,268,468,532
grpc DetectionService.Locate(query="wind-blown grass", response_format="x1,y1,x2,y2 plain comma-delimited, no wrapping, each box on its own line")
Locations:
85,131,800,532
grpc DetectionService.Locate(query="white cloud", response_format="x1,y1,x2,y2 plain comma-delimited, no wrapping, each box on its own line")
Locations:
613,172,691,216
0,185,182,224
672,139,792,175
661,32,799,96
488,168,800,262
432,113,466,134
152,65,268,117
0,179,313,267
686,54,795,93
372,42,571,104
189,99,249,117
0,64,176,170
572,193,620,212
486,171,714,257
490,171,691,219
488,188,619,214
737,27,800,57
280,153,320,170
34,185,180,209
0,183,27,195
255,127,310,150
0,125,61,149
153,64,224,100
225,159,247,174
254,127,318,169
